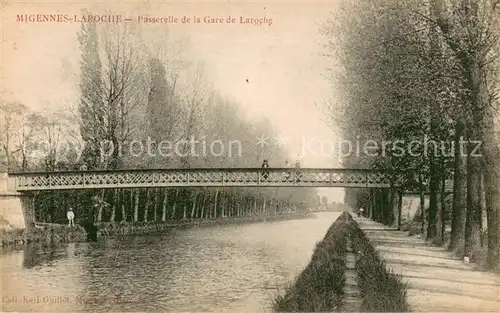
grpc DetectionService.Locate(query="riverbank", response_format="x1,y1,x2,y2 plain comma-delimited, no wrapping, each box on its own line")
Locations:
0,225,87,248
0,212,312,248
274,212,348,311
274,212,409,312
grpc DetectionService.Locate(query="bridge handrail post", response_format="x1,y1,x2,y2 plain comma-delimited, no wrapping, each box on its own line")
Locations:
257,170,261,185
222,172,225,186
186,172,190,185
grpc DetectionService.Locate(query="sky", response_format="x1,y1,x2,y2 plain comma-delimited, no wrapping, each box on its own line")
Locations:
1,1,344,202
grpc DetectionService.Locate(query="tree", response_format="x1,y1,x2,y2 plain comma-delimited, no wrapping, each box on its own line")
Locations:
77,10,105,170
432,0,500,269
0,101,37,171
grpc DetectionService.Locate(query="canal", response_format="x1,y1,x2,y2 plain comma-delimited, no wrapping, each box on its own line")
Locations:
1,212,342,312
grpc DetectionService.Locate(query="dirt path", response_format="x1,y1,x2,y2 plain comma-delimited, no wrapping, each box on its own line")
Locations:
355,216,500,312
341,235,362,312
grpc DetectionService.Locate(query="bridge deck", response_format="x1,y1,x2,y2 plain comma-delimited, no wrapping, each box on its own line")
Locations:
7,168,393,191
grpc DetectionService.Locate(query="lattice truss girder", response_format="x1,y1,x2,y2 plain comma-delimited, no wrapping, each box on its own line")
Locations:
10,169,393,191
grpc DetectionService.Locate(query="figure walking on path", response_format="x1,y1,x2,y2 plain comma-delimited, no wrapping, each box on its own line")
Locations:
67,207,75,227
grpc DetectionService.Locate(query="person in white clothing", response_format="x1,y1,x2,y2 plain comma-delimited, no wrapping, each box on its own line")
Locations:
67,207,75,227
358,208,364,217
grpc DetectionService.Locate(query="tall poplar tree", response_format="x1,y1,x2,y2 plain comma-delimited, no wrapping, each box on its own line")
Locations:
77,9,104,169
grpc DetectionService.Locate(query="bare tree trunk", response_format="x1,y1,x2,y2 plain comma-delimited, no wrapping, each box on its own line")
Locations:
208,195,212,219
213,188,219,218
465,150,482,260
480,174,486,247
221,191,226,218
419,173,426,235
397,190,403,230
153,188,158,222
121,189,126,222
236,194,241,217
440,169,447,241
190,191,197,218
391,186,398,228
162,188,168,222
129,190,134,222
427,170,442,244
197,191,205,218
427,0,443,244
200,190,206,219
449,121,467,253
97,189,105,222
483,101,500,270
369,189,374,219
171,189,179,219
246,197,250,216
134,189,139,222
144,189,150,222
110,189,118,222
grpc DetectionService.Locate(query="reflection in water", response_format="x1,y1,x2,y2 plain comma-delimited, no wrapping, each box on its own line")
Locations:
1,212,341,312
22,244,69,269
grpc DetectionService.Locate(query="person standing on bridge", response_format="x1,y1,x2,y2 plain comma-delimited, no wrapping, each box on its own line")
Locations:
67,207,75,227
284,160,291,182
261,159,270,181
295,159,302,182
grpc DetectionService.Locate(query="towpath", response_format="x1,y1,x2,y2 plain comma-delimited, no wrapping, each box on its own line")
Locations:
354,216,500,312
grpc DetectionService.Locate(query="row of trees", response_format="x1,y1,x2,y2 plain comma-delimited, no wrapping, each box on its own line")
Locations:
322,0,500,270
1,9,320,225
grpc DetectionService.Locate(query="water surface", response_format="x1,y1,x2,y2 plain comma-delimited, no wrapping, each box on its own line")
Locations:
1,212,341,312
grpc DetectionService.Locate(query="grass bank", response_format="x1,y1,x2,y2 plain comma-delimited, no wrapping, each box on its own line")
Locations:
273,212,349,311
347,215,409,312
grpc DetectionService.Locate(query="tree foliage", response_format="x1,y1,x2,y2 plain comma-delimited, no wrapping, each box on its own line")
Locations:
322,0,500,270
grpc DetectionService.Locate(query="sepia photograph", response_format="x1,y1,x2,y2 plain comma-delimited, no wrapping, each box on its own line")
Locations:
1,0,499,312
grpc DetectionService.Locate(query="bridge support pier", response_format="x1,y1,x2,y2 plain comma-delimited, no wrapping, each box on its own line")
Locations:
0,173,35,230
20,194,36,229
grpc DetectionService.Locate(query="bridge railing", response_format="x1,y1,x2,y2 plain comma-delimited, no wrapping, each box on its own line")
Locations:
7,168,394,191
